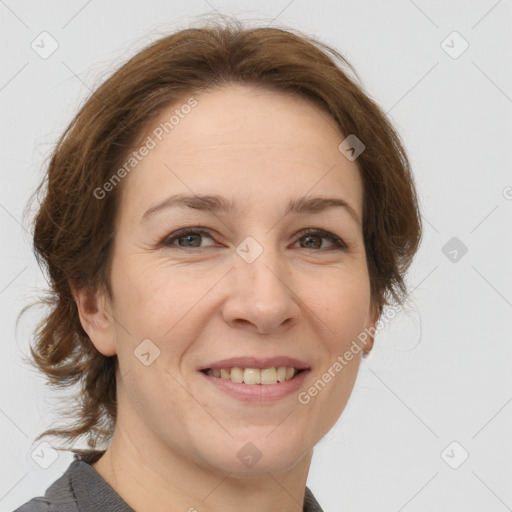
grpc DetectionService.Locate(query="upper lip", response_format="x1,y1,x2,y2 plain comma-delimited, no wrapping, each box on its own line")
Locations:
199,356,311,371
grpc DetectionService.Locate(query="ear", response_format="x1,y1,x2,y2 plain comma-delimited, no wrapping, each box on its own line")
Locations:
69,279,117,357
362,301,381,354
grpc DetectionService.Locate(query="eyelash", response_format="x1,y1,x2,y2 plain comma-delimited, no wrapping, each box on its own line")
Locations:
160,227,348,251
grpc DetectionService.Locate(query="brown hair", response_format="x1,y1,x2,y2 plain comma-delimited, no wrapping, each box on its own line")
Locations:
20,17,422,452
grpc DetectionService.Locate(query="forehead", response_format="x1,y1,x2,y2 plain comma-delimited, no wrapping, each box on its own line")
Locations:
118,84,363,223
156,84,347,156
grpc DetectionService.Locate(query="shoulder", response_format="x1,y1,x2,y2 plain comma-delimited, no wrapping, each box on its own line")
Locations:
11,455,94,512
304,485,324,512
12,496,50,511
13,450,131,512
12,493,78,512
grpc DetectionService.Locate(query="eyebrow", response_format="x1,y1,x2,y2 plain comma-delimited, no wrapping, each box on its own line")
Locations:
141,193,361,226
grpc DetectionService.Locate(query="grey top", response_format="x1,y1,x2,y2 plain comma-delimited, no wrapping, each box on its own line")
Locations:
13,450,324,512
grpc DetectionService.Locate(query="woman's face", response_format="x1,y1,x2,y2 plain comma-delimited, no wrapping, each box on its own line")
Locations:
98,84,378,475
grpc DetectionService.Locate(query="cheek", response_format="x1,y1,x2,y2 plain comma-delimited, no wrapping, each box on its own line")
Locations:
109,254,218,365
111,254,191,326
302,273,370,430
303,264,372,335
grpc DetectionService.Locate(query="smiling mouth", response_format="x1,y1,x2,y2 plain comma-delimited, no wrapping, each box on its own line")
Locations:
200,367,306,385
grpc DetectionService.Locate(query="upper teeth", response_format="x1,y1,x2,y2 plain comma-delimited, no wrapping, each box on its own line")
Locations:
206,367,298,385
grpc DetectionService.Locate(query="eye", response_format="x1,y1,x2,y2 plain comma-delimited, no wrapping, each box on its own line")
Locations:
160,227,347,251
293,228,347,250
161,228,216,248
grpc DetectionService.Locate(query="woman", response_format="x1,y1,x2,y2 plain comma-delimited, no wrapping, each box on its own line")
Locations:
15,18,421,512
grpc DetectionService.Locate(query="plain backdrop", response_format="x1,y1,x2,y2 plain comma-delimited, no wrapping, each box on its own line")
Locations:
1,1,511,511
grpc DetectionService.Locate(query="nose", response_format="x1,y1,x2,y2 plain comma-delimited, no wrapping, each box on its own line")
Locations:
221,245,300,334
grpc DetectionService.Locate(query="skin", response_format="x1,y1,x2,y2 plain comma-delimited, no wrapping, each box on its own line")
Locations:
72,84,379,512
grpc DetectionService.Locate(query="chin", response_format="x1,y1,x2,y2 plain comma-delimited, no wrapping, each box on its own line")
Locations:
194,431,312,476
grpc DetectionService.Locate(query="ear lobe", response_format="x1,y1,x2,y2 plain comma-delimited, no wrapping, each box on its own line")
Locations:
69,279,117,357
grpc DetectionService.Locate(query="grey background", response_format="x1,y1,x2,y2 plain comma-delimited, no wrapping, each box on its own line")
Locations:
1,1,511,511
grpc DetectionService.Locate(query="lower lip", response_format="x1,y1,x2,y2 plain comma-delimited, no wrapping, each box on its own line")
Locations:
199,370,310,402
